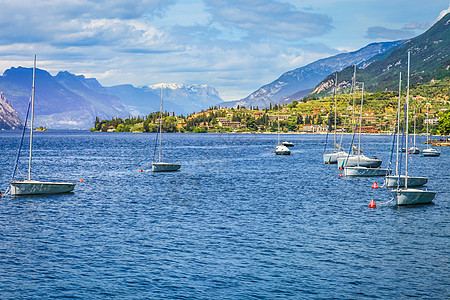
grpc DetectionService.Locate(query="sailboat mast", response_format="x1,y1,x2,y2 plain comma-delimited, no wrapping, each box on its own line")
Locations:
413,106,416,148
351,65,357,153
405,51,410,188
334,72,337,152
158,87,163,162
28,55,36,180
358,83,364,164
277,102,280,145
395,72,402,176
426,102,430,149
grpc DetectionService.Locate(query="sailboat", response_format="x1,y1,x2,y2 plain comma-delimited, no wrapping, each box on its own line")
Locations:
10,56,75,196
422,102,441,157
408,106,420,154
385,70,427,188
392,52,436,205
152,86,181,172
337,66,382,169
344,83,389,177
274,103,290,155
323,73,346,164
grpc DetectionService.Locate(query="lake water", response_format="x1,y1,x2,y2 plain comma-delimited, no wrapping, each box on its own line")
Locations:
0,131,449,299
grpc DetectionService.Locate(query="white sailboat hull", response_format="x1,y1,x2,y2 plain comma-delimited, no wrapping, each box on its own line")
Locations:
337,155,382,168
275,145,291,155
408,147,420,154
344,166,390,177
422,148,440,157
385,175,428,188
323,151,347,164
10,180,75,196
152,162,181,172
393,188,436,205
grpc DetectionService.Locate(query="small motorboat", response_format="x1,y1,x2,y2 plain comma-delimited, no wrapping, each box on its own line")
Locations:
282,141,294,147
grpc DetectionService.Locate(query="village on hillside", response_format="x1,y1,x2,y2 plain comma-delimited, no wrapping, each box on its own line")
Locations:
93,84,450,136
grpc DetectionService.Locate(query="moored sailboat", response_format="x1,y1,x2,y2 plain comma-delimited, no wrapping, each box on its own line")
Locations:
275,103,290,155
385,72,427,188
152,86,181,172
337,67,382,169
408,107,420,154
10,56,75,196
323,73,346,164
391,52,436,205
344,83,389,177
422,102,441,157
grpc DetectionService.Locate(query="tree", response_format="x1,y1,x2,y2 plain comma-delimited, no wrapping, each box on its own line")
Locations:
245,116,258,131
438,111,450,135
286,121,297,131
143,119,150,132
115,123,126,132
193,126,207,133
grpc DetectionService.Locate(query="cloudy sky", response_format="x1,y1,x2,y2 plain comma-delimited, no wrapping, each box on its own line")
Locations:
0,1,449,101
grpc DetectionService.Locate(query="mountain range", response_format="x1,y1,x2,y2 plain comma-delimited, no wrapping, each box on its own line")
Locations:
309,12,450,97
219,40,404,108
0,68,222,129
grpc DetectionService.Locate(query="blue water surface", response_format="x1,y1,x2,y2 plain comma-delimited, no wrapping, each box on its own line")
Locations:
0,131,449,299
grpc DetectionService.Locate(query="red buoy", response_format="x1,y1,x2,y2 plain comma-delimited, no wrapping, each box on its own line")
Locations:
79,178,84,183
371,181,379,189
339,173,343,177
139,169,143,173
368,199,376,208
339,167,343,170
0,191,2,197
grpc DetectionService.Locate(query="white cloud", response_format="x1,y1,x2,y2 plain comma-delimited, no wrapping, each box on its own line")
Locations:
203,0,333,41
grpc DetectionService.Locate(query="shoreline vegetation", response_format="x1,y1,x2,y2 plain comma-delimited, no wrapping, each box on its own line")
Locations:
91,79,450,136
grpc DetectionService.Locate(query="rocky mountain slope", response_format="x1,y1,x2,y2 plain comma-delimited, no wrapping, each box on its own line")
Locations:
0,92,23,130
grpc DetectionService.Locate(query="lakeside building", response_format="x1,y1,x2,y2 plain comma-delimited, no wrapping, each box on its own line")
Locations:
424,118,439,125
355,126,381,133
268,114,292,121
300,124,328,133
361,116,378,124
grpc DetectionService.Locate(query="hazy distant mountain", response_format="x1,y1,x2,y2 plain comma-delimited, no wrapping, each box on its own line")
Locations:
309,12,450,97
0,67,129,129
106,83,223,116
219,40,404,108
0,65,224,128
0,92,23,130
